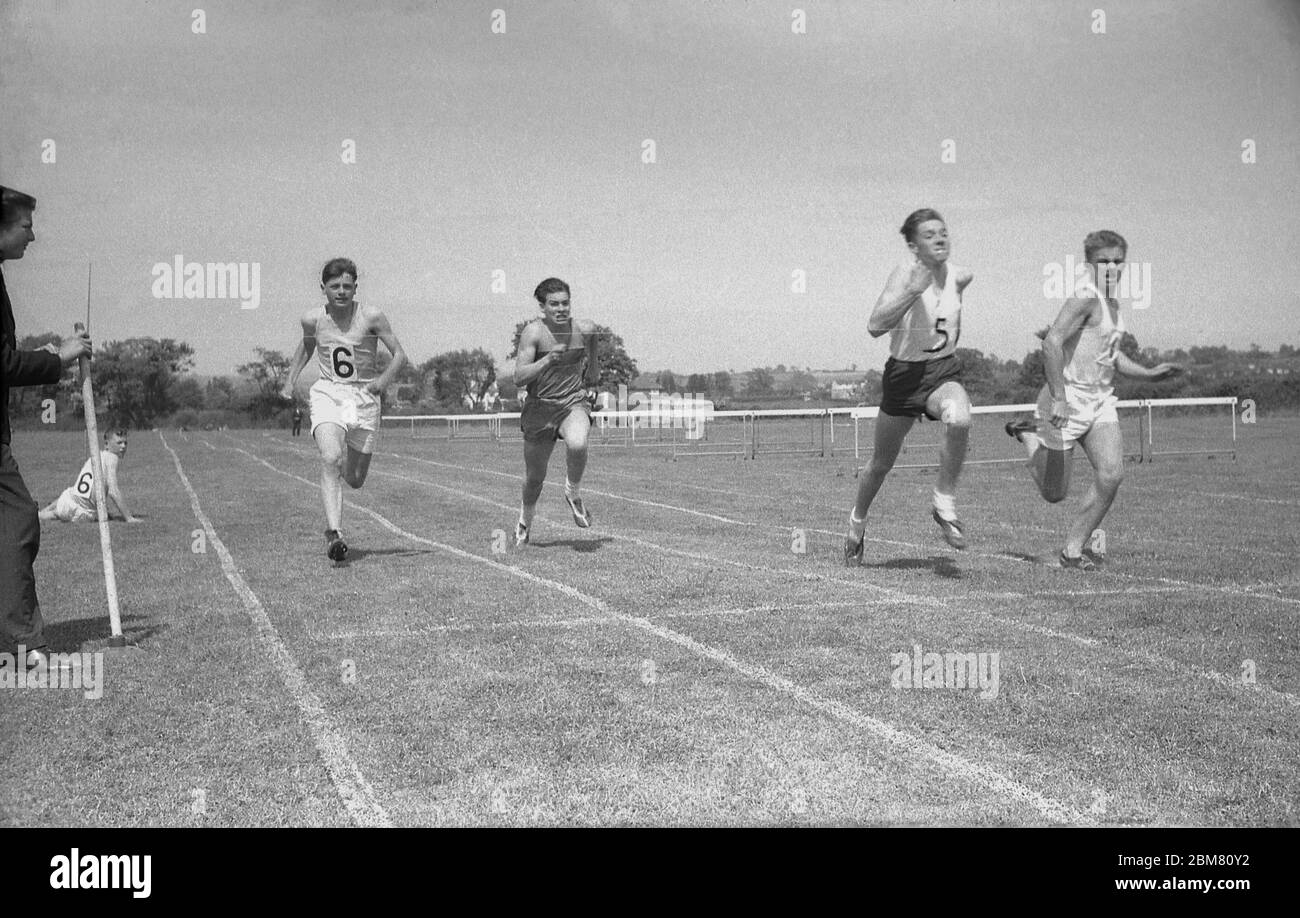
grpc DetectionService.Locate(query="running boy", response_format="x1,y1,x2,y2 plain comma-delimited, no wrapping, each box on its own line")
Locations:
282,258,407,562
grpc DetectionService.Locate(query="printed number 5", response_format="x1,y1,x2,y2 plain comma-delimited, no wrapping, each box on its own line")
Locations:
923,317,959,353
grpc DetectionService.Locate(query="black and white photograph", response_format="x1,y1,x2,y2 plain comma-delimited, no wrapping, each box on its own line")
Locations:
1,0,1296,886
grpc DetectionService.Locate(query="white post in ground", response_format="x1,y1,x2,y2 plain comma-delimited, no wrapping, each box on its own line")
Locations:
75,319,125,647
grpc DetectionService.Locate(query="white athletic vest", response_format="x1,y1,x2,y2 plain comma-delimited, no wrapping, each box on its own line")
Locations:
1063,280,1125,393
315,304,378,384
70,450,117,512
889,262,963,362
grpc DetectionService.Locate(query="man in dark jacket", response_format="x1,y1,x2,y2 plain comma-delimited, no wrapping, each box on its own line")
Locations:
1,185,92,667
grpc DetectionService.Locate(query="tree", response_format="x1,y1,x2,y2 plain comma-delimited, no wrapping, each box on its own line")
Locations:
1189,345,1229,365
745,367,775,396
861,368,883,403
711,371,734,399
1119,332,1141,364
237,347,292,420
422,349,497,411
659,370,677,393
686,373,709,395
390,360,424,405
786,369,817,395
954,347,997,400
509,319,638,392
94,338,196,428
205,376,237,410
171,376,205,411
1018,349,1046,392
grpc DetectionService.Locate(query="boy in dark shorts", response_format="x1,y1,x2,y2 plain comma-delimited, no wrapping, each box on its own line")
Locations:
845,209,975,564
512,278,601,546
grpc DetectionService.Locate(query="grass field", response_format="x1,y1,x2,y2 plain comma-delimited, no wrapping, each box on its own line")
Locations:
2,412,1297,827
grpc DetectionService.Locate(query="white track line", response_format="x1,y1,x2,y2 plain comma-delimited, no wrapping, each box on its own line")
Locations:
228,434,1300,709
358,442,1300,608
805,524,1300,608
224,439,1095,825
395,442,1300,579
369,442,1300,608
160,432,392,828
315,600,868,642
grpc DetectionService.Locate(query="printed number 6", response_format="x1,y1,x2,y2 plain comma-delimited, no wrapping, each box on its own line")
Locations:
76,471,93,495
332,346,354,378
923,317,959,353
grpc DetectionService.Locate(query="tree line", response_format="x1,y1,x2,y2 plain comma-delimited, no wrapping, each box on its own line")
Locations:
6,318,644,430
9,325,1297,431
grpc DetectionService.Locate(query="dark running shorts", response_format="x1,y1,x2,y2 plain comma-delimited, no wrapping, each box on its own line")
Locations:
879,354,962,420
520,396,591,443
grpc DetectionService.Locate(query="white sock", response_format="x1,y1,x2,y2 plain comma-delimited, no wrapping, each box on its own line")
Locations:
1022,432,1042,460
848,508,866,535
932,489,957,522
564,477,579,500
519,503,535,527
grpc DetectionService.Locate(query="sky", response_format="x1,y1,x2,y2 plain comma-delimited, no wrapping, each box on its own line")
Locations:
2,0,1298,377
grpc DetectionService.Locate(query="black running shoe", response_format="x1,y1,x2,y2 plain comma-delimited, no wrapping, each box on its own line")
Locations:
1059,549,1097,571
1005,418,1037,443
325,529,348,562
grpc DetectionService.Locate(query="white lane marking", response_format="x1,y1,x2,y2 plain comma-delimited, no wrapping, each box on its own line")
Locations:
160,432,392,827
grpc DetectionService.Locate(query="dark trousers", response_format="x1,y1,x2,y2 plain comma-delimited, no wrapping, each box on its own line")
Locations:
0,443,45,653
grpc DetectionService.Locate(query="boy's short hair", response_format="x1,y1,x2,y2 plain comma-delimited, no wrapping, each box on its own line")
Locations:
105,429,128,441
899,208,944,244
533,277,570,304
1084,230,1127,261
322,258,358,284
0,185,37,227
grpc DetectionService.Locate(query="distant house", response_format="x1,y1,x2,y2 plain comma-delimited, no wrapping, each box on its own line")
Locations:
830,382,857,401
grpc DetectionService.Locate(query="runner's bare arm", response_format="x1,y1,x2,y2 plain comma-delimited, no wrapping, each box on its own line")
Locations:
282,311,316,399
103,459,137,523
1115,352,1183,381
366,308,407,395
868,261,930,337
956,268,974,294
1041,296,1093,400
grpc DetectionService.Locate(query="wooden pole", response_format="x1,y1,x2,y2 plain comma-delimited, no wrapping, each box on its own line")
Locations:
77,272,124,645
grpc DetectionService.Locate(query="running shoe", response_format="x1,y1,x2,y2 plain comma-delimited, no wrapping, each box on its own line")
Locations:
1082,545,1106,569
844,513,866,566
565,494,591,529
1059,549,1098,571
514,521,530,547
1005,418,1037,443
325,529,348,562
931,509,967,550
